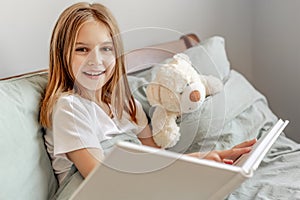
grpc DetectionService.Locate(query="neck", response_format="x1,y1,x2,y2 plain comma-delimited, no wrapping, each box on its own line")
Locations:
74,85,113,117
74,84,101,103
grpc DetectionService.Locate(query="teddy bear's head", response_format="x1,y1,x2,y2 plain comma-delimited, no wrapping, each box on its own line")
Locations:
146,53,206,114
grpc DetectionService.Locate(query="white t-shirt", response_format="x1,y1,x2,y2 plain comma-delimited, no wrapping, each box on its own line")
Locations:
44,94,147,184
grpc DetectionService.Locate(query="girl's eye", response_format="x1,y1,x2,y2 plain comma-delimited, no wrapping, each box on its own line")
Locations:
100,46,114,52
75,47,89,52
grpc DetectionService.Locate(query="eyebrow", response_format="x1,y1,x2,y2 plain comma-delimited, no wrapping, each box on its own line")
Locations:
75,41,113,46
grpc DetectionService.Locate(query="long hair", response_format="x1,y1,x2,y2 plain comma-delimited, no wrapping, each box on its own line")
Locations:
40,2,137,128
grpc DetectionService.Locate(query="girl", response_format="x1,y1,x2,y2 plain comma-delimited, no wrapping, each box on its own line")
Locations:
40,2,256,186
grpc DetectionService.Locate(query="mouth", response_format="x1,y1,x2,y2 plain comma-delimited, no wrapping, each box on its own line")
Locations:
82,70,106,78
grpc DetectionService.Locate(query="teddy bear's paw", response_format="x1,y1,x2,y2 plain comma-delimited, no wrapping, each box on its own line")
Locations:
201,75,223,96
153,127,180,149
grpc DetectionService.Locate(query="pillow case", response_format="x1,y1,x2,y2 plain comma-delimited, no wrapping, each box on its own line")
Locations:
184,36,231,82
0,72,58,200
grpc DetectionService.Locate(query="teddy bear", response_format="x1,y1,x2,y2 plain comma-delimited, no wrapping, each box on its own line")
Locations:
145,53,223,149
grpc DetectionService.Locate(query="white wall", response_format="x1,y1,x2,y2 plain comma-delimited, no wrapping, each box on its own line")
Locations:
252,0,300,142
0,0,253,81
0,0,78,77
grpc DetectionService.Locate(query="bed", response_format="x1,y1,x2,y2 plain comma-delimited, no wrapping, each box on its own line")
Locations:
1,33,300,200
125,33,300,199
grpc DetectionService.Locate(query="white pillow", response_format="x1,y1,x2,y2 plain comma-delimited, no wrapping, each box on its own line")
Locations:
184,36,231,82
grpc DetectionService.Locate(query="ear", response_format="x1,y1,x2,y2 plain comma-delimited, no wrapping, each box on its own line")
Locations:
199,75,223,96
146,83,161,105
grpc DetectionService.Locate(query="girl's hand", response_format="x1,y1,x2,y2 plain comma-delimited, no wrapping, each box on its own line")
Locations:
138,125,161,148
187,138,257,164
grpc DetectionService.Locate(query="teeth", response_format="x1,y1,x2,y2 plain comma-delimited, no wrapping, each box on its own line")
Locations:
84,71,104,76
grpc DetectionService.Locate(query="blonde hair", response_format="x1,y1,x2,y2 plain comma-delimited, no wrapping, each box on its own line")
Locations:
40,2,137,128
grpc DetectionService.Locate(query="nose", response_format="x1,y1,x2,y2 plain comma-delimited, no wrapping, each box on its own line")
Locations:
88,47,103,66
189,90,201,102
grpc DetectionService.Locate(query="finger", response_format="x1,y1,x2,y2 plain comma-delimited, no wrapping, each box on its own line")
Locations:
218,147,252,160
223,159,233,165
199,151,223,162
233,138,257,149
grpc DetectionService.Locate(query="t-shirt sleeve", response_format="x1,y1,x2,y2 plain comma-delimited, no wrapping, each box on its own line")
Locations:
52,96,103,156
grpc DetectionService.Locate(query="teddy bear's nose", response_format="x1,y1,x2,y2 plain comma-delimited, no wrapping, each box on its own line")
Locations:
189,90,201,102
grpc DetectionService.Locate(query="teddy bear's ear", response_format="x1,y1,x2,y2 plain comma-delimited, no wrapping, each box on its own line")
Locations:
146,83,161,105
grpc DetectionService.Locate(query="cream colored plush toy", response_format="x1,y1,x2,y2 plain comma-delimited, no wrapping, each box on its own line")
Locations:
146,53,223,148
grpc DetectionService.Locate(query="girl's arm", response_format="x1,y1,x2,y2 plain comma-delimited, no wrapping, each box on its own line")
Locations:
137,122,256,164
137,124,161,148
66,148,102,178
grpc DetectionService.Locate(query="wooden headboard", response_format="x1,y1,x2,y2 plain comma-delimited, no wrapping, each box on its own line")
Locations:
125,33,200,74
0,33,200,80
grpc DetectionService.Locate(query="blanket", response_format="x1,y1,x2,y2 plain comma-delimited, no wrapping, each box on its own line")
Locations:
128,68,300,199
228,135,300,200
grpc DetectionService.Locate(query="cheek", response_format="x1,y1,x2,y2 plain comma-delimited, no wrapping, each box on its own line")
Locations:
105,56,116,68
105,58,116,74
72,56,85,75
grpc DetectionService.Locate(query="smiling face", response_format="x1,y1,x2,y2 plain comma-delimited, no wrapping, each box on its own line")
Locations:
72,20,116,92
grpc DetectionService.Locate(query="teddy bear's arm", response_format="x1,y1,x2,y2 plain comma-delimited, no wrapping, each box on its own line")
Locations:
199,75,223,96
